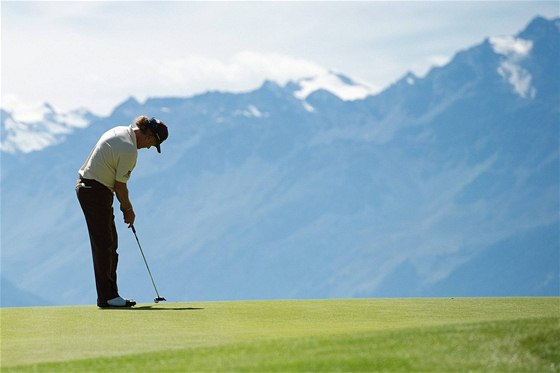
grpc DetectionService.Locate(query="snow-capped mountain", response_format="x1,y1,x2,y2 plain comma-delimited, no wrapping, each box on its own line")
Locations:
1,104,97,154
293,71,378,101
1,16,558,307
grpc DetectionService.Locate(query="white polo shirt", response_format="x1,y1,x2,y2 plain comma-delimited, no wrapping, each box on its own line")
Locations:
78,125,138,192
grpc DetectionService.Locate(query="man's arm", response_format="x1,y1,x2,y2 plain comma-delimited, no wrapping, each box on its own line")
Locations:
114,180,135,227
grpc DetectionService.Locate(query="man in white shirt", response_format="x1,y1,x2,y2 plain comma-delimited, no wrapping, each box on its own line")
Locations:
76,116,168,308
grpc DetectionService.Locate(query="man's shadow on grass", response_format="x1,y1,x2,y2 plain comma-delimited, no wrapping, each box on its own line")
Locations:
137,306,204,311
101,306,204,311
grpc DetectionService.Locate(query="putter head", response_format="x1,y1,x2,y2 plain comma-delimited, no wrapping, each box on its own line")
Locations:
154,297,166,303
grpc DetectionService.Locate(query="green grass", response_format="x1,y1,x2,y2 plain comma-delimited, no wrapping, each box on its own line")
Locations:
1,298,559,372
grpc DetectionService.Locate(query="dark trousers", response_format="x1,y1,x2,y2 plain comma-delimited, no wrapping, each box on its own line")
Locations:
76,178,119,306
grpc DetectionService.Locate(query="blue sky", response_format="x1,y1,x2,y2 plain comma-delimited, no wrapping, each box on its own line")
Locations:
2,1,558,116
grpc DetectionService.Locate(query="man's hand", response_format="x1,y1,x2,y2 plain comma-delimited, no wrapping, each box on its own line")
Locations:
123,208,136,227
114,180,135,227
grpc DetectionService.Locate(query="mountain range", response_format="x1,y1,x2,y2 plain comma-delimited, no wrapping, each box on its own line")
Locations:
1,16,558,307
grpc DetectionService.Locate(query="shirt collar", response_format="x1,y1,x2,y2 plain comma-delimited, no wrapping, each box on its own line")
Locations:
128,125,138,149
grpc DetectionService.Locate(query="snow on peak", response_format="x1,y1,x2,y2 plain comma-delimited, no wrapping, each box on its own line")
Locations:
294,71,378,101
6,102,53,123
490,36,533,57
233,105,267,118
489,36,536,99
403,72,417,86
1,104,93,154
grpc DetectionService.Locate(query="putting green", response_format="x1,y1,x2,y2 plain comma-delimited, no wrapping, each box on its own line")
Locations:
1,298,558,371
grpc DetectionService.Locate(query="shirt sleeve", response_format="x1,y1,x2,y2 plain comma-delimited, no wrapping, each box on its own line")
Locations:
115,151,137,183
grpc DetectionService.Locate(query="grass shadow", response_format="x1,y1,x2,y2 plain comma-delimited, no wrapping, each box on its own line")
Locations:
135,306,204,311
100,306,204,311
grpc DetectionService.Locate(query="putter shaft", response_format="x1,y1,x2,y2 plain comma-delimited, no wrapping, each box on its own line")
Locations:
131,225,165,302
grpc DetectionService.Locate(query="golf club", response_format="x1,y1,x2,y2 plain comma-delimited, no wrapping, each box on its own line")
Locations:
131,225,166,303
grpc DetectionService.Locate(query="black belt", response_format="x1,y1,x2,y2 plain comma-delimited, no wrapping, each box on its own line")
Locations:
77,177,111,191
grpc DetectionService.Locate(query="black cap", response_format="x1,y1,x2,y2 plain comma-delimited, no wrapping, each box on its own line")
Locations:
147,117,168,153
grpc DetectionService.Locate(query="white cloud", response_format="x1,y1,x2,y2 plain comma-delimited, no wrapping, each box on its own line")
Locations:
2,2,557,115
144,51,327,97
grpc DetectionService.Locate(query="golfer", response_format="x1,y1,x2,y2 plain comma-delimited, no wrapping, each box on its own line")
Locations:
76,116,168,308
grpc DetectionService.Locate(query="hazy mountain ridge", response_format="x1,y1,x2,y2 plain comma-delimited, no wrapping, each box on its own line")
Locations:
1,16,558,306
